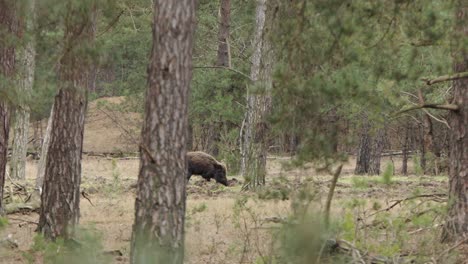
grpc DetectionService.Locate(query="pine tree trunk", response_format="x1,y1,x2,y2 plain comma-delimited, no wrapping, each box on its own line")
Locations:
130,1,195,263
422,113,434,174
418,124,427,173
216,0,231,68
38,2,95,240
0,103,9,214
355,116,371,175
401,122,409,175
368,126,386,175
35,104,53,189
204,0,232,157
10,0,36,180
0,0,17,214
442,3,468,243
241,0,273,190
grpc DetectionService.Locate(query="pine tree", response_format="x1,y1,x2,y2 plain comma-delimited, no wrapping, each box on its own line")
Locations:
38,0,96,240
130,1,195,263
0,0,18,214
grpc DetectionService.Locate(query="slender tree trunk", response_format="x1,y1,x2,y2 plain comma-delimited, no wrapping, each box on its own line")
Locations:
35,104,53,189
401,122,409,175
241,0,273,190
368,126,386,175
422,113,434,174
10,0,36,180
130,1,195,263
204,0,232,157
0,103,9,215
187,122,193,151
38,2,95,240
442,3,468,243
0,0,17,214
216,0,231,68
355,116,371,175
355,115,386,175
418,123,428,173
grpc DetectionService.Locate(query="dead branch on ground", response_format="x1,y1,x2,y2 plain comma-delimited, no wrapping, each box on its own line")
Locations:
422,71,468,85
368,193,446,218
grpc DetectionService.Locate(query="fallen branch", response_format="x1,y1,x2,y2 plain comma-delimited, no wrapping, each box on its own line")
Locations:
395,103,459,116
0,236,18,249
262,216,287,224
104,249,123,256
333,239,412,263
436,237,468,263
7,216,39,225
422,71,468,85
96,10,125,38
368,193,446,217
6,171,27,194
194,65,253,82
81,191,94,207
4,202,40,214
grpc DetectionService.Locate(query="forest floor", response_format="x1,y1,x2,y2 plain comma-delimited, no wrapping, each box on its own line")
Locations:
0,156,459,264
1,97,465,263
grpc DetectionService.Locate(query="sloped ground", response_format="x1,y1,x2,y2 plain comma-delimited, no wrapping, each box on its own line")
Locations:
26,96,142,154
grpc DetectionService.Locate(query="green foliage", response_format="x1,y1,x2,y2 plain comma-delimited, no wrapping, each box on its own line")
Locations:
380,162,394,185
191,203,207,214
0,217,8,230
340,211,356,242
276,215,349,264
270,0,456,166
29,229,111,264
257,176,290,200
351,176,370,189
413,155,424,176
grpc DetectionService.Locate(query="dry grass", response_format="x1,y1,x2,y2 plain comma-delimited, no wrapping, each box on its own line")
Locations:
1,97,458,263
0,156,457,264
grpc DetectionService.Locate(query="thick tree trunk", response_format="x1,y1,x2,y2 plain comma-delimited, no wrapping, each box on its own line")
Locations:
442,3,468,243
130,1,195,263
241,0,273,190
10,0,36,180
37,2,95,240
0,0,17,214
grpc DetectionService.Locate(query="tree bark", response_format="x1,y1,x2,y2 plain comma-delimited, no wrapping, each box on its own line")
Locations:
417,89,438,175
355,116,371,175
10,0,36,180
241,0,273,190
203,0,232,157
130,1,195,263
0,0,18,214
368,126,386,175
38,2,95,240
355,115,386,175
35,104,53,189
401,122,410,175
442,2,468,243
216,0,231,68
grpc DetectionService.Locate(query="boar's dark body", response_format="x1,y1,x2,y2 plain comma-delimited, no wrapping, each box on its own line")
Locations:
187,151,228,186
